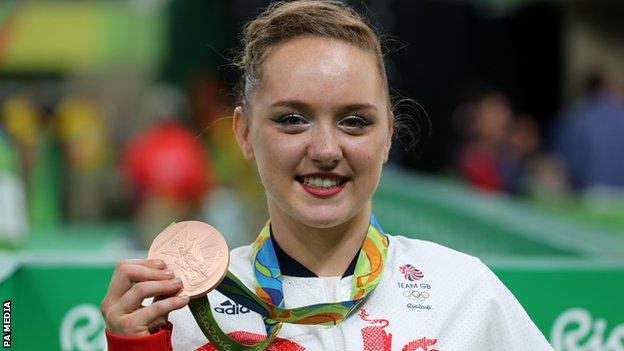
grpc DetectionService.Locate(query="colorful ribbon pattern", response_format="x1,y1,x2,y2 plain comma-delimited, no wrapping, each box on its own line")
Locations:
189,216,388,350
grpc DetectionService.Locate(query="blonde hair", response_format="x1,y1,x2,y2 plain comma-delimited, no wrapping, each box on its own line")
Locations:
235,0,389,111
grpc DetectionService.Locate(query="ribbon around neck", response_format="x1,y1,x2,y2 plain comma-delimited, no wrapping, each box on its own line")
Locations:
189,215,388,350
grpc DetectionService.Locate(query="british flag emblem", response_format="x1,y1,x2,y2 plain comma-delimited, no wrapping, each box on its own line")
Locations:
399,264,424,281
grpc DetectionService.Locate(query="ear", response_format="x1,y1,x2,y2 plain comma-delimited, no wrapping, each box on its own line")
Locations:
383,116,394,163
233,106,255,160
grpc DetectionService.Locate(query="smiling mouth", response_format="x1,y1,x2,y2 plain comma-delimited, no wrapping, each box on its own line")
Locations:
295,175,350,197
295,175,349,188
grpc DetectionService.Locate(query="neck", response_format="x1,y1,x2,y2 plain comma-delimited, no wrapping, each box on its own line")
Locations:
268,202,371,277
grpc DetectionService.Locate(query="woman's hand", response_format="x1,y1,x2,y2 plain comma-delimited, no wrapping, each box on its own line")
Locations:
101,259,189,337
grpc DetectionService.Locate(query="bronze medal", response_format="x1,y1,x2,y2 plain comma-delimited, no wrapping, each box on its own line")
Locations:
148,221,230,298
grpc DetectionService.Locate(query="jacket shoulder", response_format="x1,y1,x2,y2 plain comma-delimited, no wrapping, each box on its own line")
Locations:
388,234,484,268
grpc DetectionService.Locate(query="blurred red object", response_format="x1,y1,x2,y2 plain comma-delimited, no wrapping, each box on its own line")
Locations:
123,122,213,202
458,146,503,192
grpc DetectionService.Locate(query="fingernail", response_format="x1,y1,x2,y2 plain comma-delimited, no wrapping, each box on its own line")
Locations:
163,269,174,276
179,295,189,302
155,260,165,268
172,277,182,284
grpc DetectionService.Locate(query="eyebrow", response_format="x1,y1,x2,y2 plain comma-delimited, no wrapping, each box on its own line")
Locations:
268,99,378,113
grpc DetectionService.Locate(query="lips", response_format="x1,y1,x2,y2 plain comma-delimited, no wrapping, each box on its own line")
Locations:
295,173,350,197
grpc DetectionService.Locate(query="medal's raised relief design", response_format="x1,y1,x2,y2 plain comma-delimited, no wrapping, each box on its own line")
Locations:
149,221,230,298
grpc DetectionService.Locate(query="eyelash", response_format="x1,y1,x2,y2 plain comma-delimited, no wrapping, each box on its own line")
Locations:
272,113,373,130
273,113,309,127
339,115,373,129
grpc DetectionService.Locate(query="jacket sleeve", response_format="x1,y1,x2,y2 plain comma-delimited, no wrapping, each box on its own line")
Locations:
106,322,173,351
479,262,554,351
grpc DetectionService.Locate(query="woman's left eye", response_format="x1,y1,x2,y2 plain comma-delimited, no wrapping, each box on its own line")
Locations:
339,115,372,129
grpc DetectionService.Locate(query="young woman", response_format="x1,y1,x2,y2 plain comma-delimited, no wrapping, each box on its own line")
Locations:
101,1,553,350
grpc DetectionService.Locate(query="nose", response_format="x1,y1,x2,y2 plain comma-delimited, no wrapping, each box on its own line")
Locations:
307,121,342,170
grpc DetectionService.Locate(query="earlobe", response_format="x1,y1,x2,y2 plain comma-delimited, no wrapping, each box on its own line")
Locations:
232,106,255,160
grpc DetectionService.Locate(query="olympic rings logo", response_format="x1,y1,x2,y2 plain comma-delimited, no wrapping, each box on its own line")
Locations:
402,290,430,301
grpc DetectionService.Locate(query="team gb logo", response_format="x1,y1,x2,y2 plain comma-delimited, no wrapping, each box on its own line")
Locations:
399,264,424,281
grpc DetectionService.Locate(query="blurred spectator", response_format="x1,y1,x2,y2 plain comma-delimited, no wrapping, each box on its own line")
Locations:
455,91,550,195
56,95,110,222
527,154,569,203
122,121,215,248
2,94,39,182
123,122,212,203
2,93,62,228
0,129,28,244
554,72,624,192
455,90,513,192
500,113,542,194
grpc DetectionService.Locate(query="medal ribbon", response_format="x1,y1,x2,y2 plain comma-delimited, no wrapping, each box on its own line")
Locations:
189,215,388,350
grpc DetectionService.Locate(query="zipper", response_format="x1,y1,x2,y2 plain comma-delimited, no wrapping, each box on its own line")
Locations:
328,278,348,351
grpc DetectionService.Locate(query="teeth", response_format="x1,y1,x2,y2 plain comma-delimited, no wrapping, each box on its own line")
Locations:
302,177,341,188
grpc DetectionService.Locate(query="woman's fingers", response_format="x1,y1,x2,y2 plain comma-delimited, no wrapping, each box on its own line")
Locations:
117,278,184,313
100,259,178,335
108,295,188,336
104,260,173,304
133,295,189,328
101,258,190,337
147,316,169,334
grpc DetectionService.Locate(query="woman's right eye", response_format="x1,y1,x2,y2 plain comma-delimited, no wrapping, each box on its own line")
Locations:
273,113,309,127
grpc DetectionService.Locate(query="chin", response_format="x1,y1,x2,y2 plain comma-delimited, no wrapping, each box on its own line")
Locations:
268,191,367,229
292,205,355,229
299,216,344,229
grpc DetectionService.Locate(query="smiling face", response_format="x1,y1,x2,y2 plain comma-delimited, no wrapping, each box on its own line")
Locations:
234,36,392,229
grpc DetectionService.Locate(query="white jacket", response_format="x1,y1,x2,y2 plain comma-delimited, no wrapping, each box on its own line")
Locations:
169,235,554,350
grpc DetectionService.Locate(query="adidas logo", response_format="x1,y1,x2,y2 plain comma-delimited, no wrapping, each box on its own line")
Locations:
214,300,251,315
